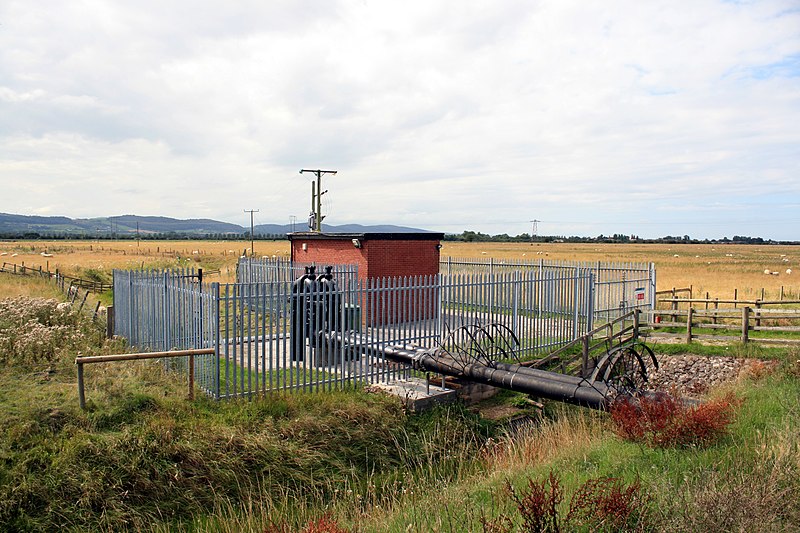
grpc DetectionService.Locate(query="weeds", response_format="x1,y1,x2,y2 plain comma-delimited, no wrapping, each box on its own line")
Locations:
610,392,740,448
265,515,350,533
0,296,113,367
566,476,649,531
505,472,563,532
486,472,650,532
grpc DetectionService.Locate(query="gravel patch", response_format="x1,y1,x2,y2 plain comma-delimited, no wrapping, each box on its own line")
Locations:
644,355,773,398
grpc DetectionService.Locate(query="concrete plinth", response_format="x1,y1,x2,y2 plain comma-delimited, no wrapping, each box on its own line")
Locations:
372,377,457,412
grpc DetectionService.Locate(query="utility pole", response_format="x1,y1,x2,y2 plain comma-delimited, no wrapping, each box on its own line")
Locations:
300,169,337,232
530,220,540,242
244,209,259,256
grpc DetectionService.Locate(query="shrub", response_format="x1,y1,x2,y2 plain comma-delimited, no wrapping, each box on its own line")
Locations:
566,476,649,531
610,392,740,448
497,472,649,532
0,296,102,366
505,472,563,532
265,515,349,533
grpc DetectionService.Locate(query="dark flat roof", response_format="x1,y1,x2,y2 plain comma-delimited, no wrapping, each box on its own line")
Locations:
289,231,444,241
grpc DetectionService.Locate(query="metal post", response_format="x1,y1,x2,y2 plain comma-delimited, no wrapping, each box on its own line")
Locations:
213,282,221,400
572,270,580,339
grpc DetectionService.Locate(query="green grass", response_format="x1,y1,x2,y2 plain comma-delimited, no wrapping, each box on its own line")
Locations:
2,280,799,531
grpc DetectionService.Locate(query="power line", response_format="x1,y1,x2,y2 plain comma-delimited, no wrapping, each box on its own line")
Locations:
529,219,540,241
299,169,337,232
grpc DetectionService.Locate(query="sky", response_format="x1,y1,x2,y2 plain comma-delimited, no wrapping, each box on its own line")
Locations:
1,1,799,240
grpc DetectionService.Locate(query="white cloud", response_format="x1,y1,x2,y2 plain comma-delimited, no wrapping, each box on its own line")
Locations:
0,0,798,239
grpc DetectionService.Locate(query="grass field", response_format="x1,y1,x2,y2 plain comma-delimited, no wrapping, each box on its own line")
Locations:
1,241,799,531
1,239,797,300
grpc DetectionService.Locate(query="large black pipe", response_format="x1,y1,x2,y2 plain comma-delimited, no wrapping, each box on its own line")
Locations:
328,333,611,410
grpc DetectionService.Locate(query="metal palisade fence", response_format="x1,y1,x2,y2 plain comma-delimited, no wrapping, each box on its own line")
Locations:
236,256,359,285
114,263,600,400
440,256,655,322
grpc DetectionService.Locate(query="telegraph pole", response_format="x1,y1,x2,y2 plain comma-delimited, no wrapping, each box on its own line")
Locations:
244,209,259,256
300,169,337,232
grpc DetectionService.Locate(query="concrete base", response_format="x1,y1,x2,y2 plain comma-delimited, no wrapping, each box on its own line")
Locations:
452,379,502,405
372,377,457,412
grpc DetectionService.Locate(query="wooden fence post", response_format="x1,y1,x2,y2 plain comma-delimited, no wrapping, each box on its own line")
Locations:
77,363,86,410
755,301,762,328
671,287,677,322
581,335,590,377
686,307,693,344
106,306,114,338
188,354,195,400
742,307,750,343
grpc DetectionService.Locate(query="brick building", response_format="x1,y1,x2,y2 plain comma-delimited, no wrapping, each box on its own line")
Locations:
288,232,444,281
289,232,444,325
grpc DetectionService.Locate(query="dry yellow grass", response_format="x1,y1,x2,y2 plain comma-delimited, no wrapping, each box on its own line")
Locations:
441,242,800,301
1,240,797,300
0,240,291,284
0,272,64,300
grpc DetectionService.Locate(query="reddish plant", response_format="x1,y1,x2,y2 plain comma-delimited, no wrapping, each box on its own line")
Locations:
264,515,348,533
610,392,739,448
567,476,647,530
505,471,563,532
501,472,650,532
301,515,349,533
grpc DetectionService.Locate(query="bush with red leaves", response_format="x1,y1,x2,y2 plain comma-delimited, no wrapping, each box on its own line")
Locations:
566,476,647,531
610,392,739,448
490,472,650,533
264,515,348,533
505,472,563,532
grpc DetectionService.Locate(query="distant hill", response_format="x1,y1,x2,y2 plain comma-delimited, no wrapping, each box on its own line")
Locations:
0,213,429,237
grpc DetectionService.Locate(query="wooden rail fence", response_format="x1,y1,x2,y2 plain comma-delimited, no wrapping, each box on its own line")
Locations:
523,310,641,376
75,348,215,409
1,261,112,292
647,307,800,345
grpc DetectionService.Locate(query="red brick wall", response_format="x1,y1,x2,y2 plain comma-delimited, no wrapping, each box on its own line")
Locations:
290,238,440,281
291,239,368,277
364,240,440,280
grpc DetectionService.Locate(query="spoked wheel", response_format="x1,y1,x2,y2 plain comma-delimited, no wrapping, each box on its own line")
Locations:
438,322,522,373
592,343,658,395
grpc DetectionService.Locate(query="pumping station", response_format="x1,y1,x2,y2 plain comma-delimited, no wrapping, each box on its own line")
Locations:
80,230,659,412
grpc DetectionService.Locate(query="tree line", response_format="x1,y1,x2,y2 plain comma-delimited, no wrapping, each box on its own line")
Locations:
1,230,795,245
